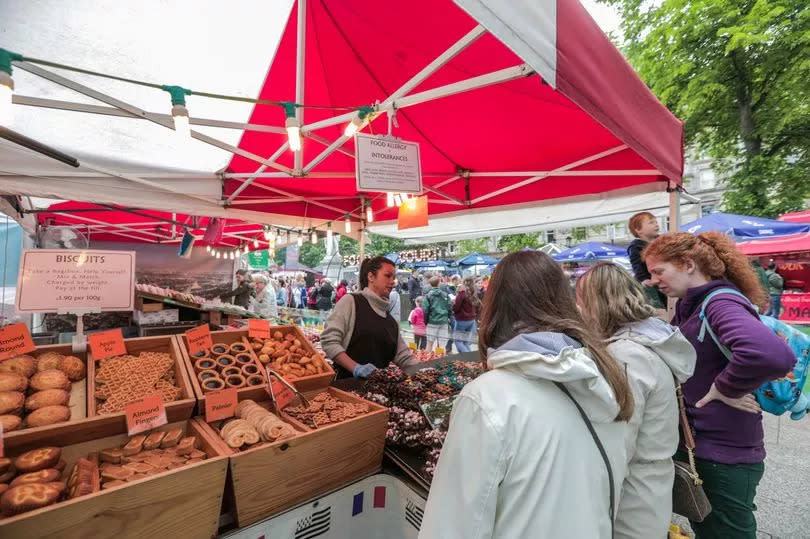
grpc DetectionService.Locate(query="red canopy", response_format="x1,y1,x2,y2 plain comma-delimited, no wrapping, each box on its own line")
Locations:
779,210,810,224
224,0,683,228
738,232,810,258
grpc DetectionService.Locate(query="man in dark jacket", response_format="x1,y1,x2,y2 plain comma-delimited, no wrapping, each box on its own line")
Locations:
407,271,420,303
221,269,254,308
317,279,335,311
764,262,785,317
627,211,666,308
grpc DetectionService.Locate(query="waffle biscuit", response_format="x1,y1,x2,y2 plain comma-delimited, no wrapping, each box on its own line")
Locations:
14,447,61,473
1,483,62,516
0,355,36,378
0,372,27,393
155,379,182,402
10,468,61,487
26,405,71,427
36,352,63,372
25,389,70,411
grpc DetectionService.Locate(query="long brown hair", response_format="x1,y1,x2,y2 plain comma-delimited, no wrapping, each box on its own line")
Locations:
576,262,657,339
479,251,634,421
462,276,481,311
643,231,767,310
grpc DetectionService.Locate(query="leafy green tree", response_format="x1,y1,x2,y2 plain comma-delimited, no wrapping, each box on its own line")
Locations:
497,233,541,252
339,235,358,256
366,234,406,256
601,0,810,217
455,238,490,256
298,243,325,268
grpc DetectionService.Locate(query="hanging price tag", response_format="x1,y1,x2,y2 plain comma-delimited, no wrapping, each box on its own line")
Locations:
248,318,271,340
185,324,213,356
266,368,297,411
0,322,36,361
205,388,238,422
88,328,126,359
125,393,167,435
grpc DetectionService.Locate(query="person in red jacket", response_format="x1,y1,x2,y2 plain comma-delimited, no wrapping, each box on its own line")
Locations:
453,276,481,353
335,280,348,302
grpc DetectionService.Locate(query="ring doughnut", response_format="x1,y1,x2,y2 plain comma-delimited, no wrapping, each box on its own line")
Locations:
194,358,217,373
216,355,235,369
202,377,225,392
197,369,220,384
221,366,242,378
241,364,259,376
234,353,253,367
229,342,247,354
246,374,264,386
210,344,229,356
225,374,246,389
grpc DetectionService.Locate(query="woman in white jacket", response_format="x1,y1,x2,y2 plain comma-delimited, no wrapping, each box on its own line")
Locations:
576,262,696,539
250,274,278,319
420,251,634,539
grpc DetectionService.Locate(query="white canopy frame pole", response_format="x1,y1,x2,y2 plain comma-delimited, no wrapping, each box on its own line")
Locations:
51,212,176,243
223,141,289,205
14,61,294,176
470,144,629,205
227,179,364,220
294,0,306,171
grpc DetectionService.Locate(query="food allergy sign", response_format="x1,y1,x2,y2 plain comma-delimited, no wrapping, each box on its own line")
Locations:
15,249,135,312
355,134,422,194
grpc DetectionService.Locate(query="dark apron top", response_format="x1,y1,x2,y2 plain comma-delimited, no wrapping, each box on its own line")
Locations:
336,293,399,378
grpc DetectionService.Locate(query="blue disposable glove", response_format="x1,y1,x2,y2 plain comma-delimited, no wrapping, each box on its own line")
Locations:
353,363,378,379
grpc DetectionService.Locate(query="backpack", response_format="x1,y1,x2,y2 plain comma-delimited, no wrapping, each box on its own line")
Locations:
698,288,809,420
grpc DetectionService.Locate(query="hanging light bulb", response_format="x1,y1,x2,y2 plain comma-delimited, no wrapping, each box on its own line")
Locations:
326,223,333,243
206,245,211,253
216,251,221,259
386,192,394,207
0,49,20,127
282,102,301,152
162,85,192,139
243,244,250,255
344,107,372,138
345,215,351,233
263,227,271,240
311,229,318,244
269,228,277,242
252,238,259,248
366,204,374,223
297,233,303,247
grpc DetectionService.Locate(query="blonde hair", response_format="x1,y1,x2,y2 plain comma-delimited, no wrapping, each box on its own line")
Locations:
576,262,656,339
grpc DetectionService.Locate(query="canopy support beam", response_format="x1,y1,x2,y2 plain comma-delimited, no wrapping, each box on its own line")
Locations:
223,141,289,205
294,0,306,171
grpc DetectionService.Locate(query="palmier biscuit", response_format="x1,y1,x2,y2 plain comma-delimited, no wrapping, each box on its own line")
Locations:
10,468,61,487
0,372,27,393
36,352,63,372
58,355,86,382
26,405,71,427
0,391,24,415
0,355,36,378
30,369,71,391
25,389,70,411
14,447,61,473
0,483,61,516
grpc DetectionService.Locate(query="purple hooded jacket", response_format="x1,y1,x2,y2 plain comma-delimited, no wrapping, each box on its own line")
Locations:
673,280,795,464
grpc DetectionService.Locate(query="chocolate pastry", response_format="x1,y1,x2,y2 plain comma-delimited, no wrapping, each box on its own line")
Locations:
122,434,147,456
25,389,70,411
197,369,220,384
0,355,36,378
191,348,210,359
246,374,264,387
160,427,183,448
175,436,196,455
215,355,235,369
0,391,24,415
58,355,86,382
210,344,229,356
194,358,216,373
100,465,134,482
36,352,63,372
142,430,166,450
10,468,61,487
0,483,62,516
30,369,71,391
0,372,27,393
224,374,246,389
0,415,22,432
202,377,225,392
100,448,124,464
221,366,242,378
26,405,71,427
0,458,11,475
14,447,61,473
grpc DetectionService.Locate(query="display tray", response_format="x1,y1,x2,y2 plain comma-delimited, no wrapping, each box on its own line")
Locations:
0,418,229,539
2,343,88,448
136,291,203,310
243,324,335,393
86,335,196,430
198,387,388,528
176,329,269,412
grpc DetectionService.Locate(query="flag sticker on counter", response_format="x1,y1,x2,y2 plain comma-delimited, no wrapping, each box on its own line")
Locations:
294,506,331,539
405,499,424,531
352,492,364,516
373,485,386,508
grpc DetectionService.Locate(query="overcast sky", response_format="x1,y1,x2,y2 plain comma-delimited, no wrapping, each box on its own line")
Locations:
581,0,622,36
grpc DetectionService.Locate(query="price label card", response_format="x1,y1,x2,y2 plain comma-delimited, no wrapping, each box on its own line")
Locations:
205,388,238,422
0,322,36,361
185,324,213,356
248,318,271,340
125,393,167,435
88,329,126,359
267,368,296,411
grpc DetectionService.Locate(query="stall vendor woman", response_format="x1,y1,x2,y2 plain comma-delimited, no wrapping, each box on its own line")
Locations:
321,256,417,378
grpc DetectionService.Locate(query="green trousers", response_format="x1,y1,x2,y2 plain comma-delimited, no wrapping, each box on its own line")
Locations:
689,456,765,539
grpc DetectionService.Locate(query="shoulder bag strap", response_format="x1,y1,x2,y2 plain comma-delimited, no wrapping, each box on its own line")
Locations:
554,381,615,538
675,378,703,486
697,288,751,360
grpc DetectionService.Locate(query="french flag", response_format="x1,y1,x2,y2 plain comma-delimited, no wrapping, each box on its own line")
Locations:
352,486,387,516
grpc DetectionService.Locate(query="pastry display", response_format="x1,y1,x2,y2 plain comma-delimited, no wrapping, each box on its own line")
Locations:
0,351,87,431
249,330,331,382
136,283,206,306
285,392,371,429
194,342,265,394
94,352,181,414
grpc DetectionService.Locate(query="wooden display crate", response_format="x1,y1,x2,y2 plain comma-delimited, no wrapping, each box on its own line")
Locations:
175,329,269,412
244,324,335,393
198,387,388,527
86,335,196,427
3,343,89,448
0,418,229,539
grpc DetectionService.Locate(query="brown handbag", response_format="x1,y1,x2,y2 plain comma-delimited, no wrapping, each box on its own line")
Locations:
672,383,712,522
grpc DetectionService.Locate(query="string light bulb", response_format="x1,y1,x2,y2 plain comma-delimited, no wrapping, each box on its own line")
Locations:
345,215,351,233
162,85,192,139
0,49,21,127
253,238,259,248
282,102,301,152
326,223,333,243
263,226,271,240
343,106,373,137
387,192,394,207
216,251,221,259
297,233,303,247
311,229,318,244
243,244,250,255
366,203,374,223
206,245,211,253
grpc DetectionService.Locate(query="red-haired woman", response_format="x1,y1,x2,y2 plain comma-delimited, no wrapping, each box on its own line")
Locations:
645,231,794,538
420,251,633,538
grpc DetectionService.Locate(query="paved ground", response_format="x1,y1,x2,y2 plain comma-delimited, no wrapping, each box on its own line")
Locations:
674,414,810,538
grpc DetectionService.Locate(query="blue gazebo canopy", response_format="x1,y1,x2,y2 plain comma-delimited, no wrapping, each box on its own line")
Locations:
681,212,809,240
384,252,401,265
413,260,449,268
454,253,500,266
553,242,624,263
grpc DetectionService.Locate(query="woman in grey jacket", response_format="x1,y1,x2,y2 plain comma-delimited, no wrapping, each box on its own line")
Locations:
577,262,697,539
